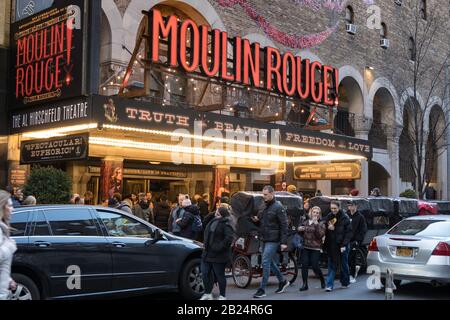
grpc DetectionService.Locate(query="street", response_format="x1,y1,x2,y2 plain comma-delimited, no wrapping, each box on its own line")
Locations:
140,274,450,301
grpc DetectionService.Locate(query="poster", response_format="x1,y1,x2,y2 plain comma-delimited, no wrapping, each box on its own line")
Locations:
100,160,123,202
11,0,85,108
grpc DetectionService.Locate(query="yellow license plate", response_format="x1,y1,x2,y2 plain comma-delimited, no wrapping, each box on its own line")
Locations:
396,247,413,257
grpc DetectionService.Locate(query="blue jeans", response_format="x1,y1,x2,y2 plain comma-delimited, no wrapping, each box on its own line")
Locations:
259,242,284,291
326,244,350,289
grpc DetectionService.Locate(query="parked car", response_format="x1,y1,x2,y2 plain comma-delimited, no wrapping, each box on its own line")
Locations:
9,205,204,300
367,215,450,287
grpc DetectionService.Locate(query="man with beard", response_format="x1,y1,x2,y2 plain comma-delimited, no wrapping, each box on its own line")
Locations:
133,193,153,224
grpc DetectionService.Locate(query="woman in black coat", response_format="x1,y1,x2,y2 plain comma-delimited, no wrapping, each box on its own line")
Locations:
200,207,234,300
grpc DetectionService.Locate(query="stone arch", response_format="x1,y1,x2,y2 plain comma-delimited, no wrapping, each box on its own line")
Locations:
367,77,401,126
122,0,227,59
101,0,124,62
242,33,277,49
369,160,391,196
334,68,364,137
295,50,323,63
399,88,426,125
423,96,444,132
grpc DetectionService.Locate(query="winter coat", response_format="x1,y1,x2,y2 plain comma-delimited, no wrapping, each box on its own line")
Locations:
197,200,209,219
202,217,234,263
202,212,216,230
118,201,133,215
256,199,288,244
168,206,185,234
177,205,200,240
0,222,17,300
153,202,171,231
133,202,153,223
299,219,326,250
349,210,368,244
324,210,353,252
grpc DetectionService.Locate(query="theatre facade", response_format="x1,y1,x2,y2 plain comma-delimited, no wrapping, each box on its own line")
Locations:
4,0,448,201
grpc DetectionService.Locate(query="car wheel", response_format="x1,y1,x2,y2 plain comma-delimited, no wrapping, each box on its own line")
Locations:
179,258,204,300
10,274,40,300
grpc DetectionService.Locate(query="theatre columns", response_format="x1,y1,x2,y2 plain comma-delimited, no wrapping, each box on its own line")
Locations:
387,125,402,197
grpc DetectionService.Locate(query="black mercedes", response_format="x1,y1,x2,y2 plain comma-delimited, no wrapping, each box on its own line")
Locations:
8,205,204,300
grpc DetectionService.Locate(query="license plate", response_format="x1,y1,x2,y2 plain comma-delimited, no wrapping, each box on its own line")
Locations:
396,247,413,257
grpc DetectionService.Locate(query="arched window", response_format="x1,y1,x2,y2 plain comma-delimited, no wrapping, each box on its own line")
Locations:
420,0,427,20
345,6,354,24
380,23,387,39
409,37,416,61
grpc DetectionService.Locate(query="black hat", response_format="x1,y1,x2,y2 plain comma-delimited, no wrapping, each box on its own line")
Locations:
347,199,357,206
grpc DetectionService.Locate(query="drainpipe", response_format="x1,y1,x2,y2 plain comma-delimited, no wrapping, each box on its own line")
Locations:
446,62,450,200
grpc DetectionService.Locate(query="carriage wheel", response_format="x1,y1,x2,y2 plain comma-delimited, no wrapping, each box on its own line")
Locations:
232,254,253,289
351,247,368,273
280,252,298,285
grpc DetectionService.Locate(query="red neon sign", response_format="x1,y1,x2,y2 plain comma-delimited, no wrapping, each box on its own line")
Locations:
147,9,339,106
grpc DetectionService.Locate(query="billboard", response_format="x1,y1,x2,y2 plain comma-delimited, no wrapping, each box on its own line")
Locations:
10,0,85,109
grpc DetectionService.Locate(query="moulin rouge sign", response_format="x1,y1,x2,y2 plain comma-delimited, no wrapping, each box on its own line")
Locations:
11,0,84,108
137,9,339,106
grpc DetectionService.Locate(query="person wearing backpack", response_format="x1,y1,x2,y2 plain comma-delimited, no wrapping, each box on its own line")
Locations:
177,199,202,240
200,206,234,300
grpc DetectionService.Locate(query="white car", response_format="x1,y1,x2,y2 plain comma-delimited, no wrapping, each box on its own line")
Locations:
367,215,450,287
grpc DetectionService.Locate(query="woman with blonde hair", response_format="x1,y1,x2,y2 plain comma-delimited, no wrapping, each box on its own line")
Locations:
298,206,326,291
0,191,17,300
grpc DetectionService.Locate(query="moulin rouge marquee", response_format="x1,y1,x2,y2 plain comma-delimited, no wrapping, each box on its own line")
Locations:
137,9,339,106
11,1,84,108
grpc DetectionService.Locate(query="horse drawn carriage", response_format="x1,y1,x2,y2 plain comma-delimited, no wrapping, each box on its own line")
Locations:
230,192,303,288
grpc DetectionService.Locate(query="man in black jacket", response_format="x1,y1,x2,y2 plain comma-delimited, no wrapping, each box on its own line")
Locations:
347,200,368,283
324,200,353,292
252,186,289,299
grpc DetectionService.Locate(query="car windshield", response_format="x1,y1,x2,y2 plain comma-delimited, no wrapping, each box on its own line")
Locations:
388,220,450,237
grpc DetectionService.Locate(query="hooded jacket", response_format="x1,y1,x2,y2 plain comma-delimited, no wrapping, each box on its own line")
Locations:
153,201,171,231
0,222,17,300
349,210,368,244
177,205,200,240
324,210,353,250
202,217,234,263
133,201,153,223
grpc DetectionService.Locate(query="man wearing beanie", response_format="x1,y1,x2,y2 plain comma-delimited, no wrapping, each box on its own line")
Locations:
177,198,202,240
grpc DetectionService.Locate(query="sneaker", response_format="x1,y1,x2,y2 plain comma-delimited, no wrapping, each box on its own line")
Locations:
199,294,213,300
219,295,227,300
275,280,290,294
253,289,266,298
350,276,356,284
341,285,349,289
325,287,333,292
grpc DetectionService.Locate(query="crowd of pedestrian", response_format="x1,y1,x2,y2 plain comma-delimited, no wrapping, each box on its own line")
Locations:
0,182,370,301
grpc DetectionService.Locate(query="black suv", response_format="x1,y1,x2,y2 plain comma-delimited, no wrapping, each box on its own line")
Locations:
9,205,204,300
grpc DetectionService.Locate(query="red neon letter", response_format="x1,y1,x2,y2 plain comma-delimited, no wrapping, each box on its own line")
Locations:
220,31,234,81
282,52,296,96
296,57,310,100
323,65,334,106
179,19,200,72
310,61,323,103
242,39,260,87
200,26,220,77
150,9,178,66
265,47,282,93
